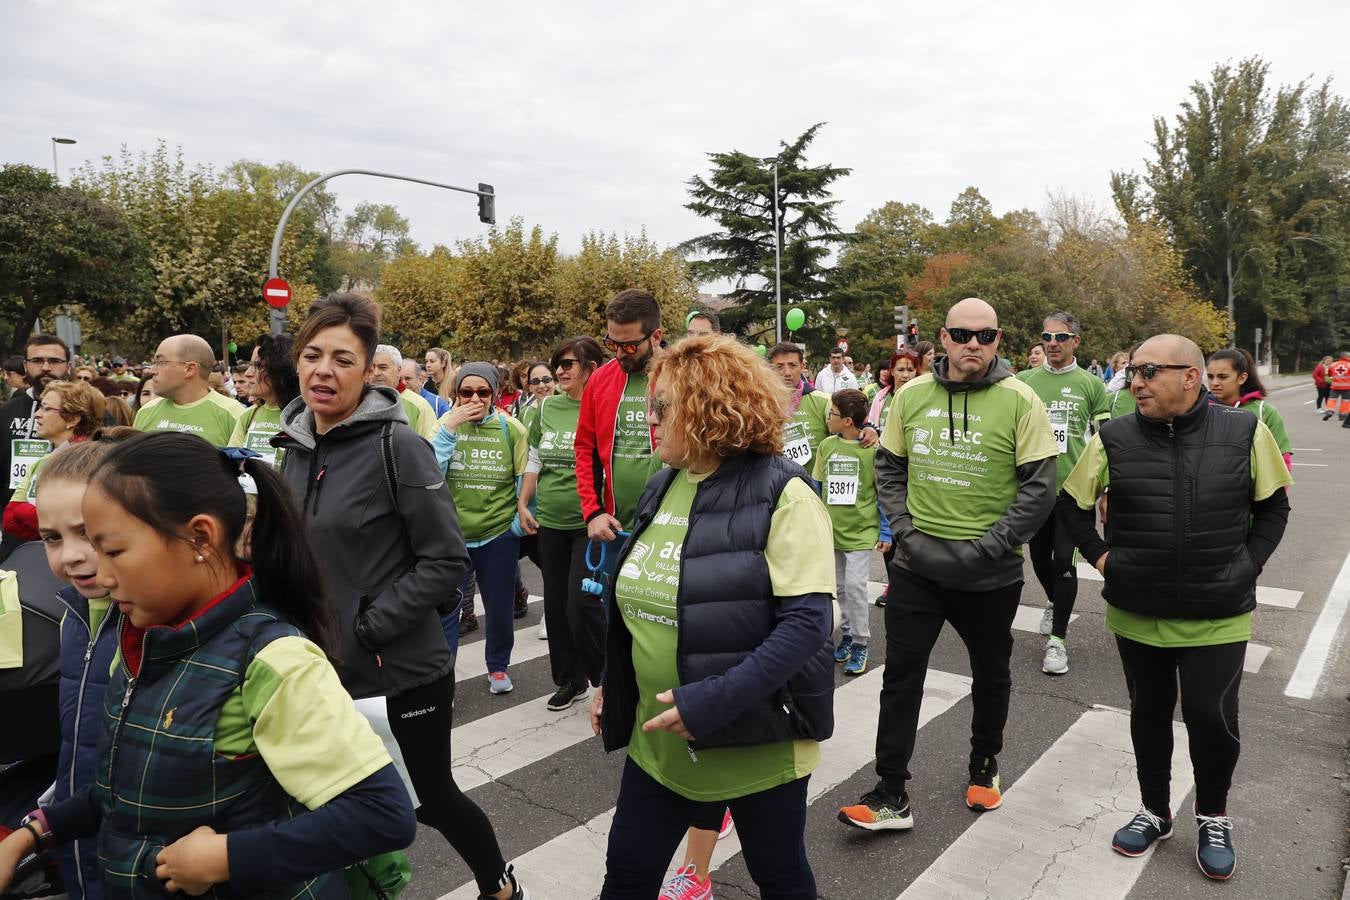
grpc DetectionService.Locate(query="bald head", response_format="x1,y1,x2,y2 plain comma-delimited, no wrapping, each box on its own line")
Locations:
166,335,215,382
1134,334,1205,372
151,333,215,404
945,297,999,329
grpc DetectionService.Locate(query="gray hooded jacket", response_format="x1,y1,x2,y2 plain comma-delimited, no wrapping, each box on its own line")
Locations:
877,357,1057,592
274,385,471,699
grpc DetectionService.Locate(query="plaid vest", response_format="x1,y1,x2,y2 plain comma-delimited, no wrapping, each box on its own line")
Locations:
93,579,339,899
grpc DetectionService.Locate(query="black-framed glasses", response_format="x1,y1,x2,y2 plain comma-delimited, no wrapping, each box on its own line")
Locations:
555,358,580,370
603,331,652,354
529,375,555,386
827,409,844,419
945,327,1000,345
1041,331,1077,343
25,356,67,367
1124,363,1191,382
457,388,493,400
648,396,670,423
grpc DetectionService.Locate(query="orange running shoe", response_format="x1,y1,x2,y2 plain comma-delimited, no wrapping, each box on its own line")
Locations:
966,774,1002,811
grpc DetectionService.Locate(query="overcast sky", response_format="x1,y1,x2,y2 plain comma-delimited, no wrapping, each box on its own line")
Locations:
3,0,1346,276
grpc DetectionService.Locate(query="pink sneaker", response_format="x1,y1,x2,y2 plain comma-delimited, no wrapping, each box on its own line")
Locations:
717,809,734,840
659,864,712,900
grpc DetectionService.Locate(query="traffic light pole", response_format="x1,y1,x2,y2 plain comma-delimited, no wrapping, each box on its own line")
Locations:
266,169,496,333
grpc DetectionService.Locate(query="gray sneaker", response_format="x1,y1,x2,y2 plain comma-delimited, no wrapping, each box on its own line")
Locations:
1039,604,1054,636
1042,637,1069,675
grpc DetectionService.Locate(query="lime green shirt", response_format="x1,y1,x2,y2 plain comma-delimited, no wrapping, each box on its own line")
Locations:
611,374,659,528
1062,422,1294,647
1107,388,1137,418
529,395,584,530
618,472,834,801
133,392,244,447
1237,398,1292,457
881,374,1058,540
229,404,284,468
811,435,881,550
442,410,529,543
11,451,46,506
1016,363,1110,487
782,391,832,470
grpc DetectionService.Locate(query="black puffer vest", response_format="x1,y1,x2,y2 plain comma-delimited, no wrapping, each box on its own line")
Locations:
1100,394,1260,619
601,453,835,752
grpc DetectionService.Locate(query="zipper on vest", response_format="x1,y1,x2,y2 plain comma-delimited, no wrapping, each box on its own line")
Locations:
1169,423,1183,604
106,621,148,802
63,592,112,895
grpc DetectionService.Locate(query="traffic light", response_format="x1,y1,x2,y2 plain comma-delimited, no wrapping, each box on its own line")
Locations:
477,183,496,225
907,322,919,346
893,304,909,333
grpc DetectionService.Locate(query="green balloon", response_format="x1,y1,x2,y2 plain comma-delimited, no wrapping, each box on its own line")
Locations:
754,344,766,357
227,341,238,353
785,308,805,331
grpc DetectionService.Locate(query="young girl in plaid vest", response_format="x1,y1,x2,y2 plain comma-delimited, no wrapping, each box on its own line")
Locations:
0,431,416,899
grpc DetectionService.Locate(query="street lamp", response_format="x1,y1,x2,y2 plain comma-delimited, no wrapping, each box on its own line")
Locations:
762,157,783,343
50,137,76,183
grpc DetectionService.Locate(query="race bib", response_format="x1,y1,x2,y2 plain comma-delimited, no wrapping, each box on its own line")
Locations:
1048,410,1069,454
10,439,49,490
244,429,281,468
825,456,860,506
783,435,812,465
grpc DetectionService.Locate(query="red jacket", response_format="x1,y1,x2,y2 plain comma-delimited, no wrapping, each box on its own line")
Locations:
1313,363,1328,388
574,359,656,523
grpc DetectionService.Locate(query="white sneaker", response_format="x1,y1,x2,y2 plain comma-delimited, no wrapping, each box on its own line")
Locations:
1042,637,1068,675
1039,604,1054,636
537,619,548,640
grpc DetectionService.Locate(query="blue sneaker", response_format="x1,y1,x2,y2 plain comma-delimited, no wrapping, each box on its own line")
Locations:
1111,808,1173,856
843,643,869,676
834,634,854,663
488,671,514,694
1195,812,1235,880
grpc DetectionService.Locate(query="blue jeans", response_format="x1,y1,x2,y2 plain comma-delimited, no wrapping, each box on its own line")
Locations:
457,531,520,673
601,757,814,898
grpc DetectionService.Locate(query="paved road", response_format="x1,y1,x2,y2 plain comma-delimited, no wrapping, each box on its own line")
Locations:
400,377,1350,899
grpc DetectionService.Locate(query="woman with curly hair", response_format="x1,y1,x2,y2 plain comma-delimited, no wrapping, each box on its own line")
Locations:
592,334,835,899
230,334,299,468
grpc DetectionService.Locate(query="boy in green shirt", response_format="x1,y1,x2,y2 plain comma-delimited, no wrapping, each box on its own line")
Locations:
812,389,891,675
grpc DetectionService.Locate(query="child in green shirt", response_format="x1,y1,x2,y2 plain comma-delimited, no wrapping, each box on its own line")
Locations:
812,389,891,675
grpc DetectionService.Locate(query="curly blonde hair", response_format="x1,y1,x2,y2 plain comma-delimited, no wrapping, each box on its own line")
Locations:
651,335,787,461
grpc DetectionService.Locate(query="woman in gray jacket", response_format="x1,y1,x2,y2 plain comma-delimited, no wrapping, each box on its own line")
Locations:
275,293,527,900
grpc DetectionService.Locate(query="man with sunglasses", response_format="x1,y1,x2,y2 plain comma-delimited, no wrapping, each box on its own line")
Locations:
576,288,665,544
1057,334,1291,881
841,297,1058,832
1015,312,1109,675
0,334,70,559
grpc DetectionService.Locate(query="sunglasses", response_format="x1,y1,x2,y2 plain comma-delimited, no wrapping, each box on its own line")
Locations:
457,388,494,400
555,359,580,370
529,376,555,386
1124,363,1191,382
648,396,670,423
603,332,652,354
945,327,1000,345
1041,331,1077,343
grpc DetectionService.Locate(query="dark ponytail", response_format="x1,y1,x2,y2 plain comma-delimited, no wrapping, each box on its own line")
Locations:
92,431,338,657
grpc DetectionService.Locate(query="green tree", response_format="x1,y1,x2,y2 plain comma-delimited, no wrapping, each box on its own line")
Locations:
0,164,152,351
682,123,851,336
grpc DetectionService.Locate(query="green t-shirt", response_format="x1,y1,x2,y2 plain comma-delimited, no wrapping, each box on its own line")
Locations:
1107,388,1137,418
811,435,881,550
611,374,659,528
1062,422,1294,647
782,390,831,470
880,373,1058,540
1016,363,1110,487
230,404,284,468
133,392,244,447
12,451,46,506
444,411,529,543
1237,398,1293,457
617,471,834,802
529,395,584,531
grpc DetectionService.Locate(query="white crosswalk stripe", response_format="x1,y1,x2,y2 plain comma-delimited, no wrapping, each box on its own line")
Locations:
1074,563,1302,608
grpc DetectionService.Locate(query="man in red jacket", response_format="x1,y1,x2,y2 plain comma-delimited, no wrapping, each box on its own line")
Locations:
576,289,663,543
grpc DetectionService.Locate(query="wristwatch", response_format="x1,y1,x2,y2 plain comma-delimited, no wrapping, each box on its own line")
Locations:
21,810,51,850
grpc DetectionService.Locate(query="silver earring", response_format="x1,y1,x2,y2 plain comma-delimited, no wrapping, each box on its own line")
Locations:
195,554,205,562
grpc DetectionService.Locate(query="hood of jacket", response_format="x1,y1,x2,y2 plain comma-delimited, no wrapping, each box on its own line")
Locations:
929,355,1013,447
277,385,407,451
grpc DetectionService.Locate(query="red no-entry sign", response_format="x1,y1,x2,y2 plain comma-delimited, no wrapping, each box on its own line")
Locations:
263,277,292,309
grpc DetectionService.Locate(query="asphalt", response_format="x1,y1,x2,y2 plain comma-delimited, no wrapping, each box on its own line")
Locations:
399,375,1350,900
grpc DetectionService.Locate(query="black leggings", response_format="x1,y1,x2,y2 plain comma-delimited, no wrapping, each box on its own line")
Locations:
1116,637,1245,817
537,526,606,688
1029,513,1079,638
386,673,509,895
1316,384,1330,409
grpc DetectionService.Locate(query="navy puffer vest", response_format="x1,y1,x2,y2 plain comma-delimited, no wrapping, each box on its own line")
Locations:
602,453,835,752
1100,395,1260,619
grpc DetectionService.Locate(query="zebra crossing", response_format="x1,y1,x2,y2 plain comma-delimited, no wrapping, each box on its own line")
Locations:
402,558,1316,900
